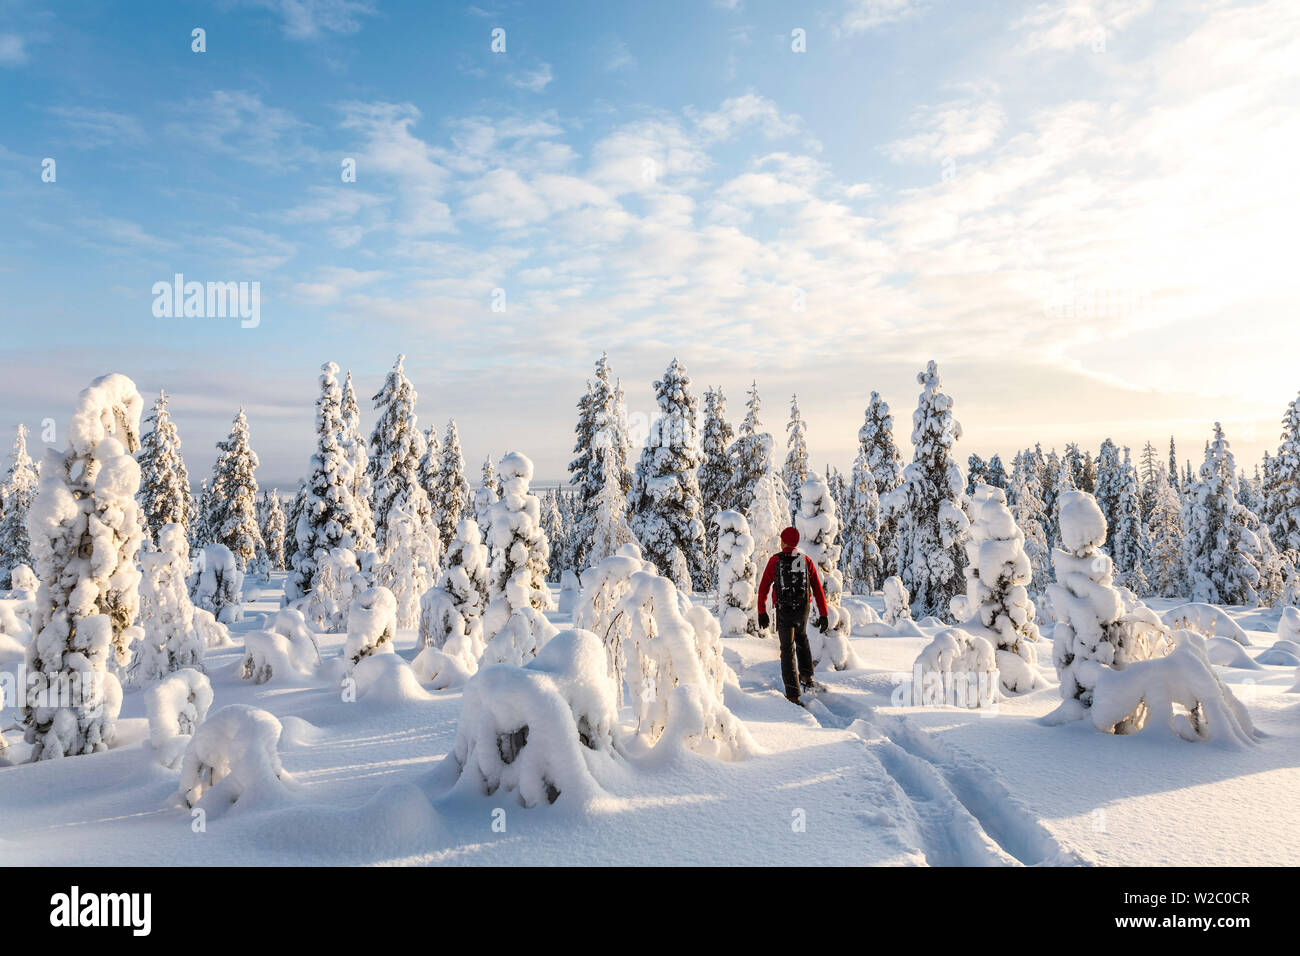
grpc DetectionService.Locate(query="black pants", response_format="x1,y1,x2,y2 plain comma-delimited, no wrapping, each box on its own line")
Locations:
775,609,814,699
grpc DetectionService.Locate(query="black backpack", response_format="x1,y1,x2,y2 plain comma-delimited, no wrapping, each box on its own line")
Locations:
773,552,809,615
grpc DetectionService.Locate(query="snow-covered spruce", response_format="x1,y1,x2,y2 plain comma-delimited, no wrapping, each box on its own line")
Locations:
950,484,1043,694
368,354,433,555
616,570,754,759
1266,391,1300,553
432,418,472,556
1,424,39,585
481,453,555,665
1143,469,1186,597
784,394,809,521
627,359,708,591
257,489,286,572
1089,631,1257,744
474,455,499,545
699,386,736,577
206,409,265,572
295,546,364,632
340,370,377,555
883,576,911,628
129,523,205,684
884,361,969,619
582,426,635,567
373,493,439,629
1112,447,1148,595
714,510,757,639
1159,603,1251,646
413,519,492,689
1008,450,1052,597
191,543,244,625
145,667,213,768
567,354,634,573
1046,490,1168,724
452,629,621,808
239,608,320,685
841,447,884,595
343,586,398,674
178,704,289,814
746,443,789,563
136,392,192,543
907,628,1000,709
573,545,646,703
23,373,143,760
287,363,363,604
859,391,905,582
796,473,858,670
1184,423,1262,606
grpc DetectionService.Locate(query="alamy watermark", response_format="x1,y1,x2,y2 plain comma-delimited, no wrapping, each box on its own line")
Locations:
152,273,260,328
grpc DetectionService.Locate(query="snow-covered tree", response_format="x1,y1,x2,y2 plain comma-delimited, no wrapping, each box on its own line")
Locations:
432,418,471,554
951,484,1042,692
373,493,439,629
986,453,1008,490
206,409,265,572
1184,423,1262,606
627,359,708,590
966,453,988,496
129,523,205,684
191,478,214,549
784,394,809,521
1046,490,1166,724
287,362,361,603
796,472,856,670
23,373,144,759
727,382,770,512
567,354,633,571
1138,441,1162,523
340,371,376,554
1143,470,1186,597
859,391,905,581
584,429,635,567
482,453,556,664
747,446,789,564
368,354,432,554
417,516,491,657
1267,391,1300,553
841,448,884,594
699,386,735,575
714,510,757,639
136,392,192,543
192,543,244,625
1094,438,1122,550
474,454,499,545
1008,450,1052,596
884,361,969,619
258,489,286,572
1,424,38,586
1112,447,1148,595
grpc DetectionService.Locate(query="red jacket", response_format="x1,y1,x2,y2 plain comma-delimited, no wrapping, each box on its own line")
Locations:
757,549,828,617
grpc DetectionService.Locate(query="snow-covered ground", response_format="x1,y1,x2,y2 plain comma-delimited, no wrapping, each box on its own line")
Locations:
1,577,1296,867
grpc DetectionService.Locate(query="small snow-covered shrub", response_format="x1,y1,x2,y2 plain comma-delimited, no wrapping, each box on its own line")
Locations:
191,607,231,648
373,496,438,629
452,629,620,807
352,653,432,705
295,547,364,632
796,473,857,671
1206,637,1261,670
343,586,397,673
192,543,244,624
178,704,289,813
0,600,32,646
412,582,482,690
840,596,880,628
616,571,754,759
146,667,213,768
8,563,37,595
1161,603,1252,647
482,605,558,667
883,576,910,627
1047,491,1168,724
907,628,1000,709
240,609,320,685
714,510,757,639
573,547,645,700
1277,606,1300,644
1257,640,1300,667
1090,631,1258,744
131,523,206,684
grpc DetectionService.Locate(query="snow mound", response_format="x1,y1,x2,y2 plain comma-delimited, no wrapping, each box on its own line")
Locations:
415,586,481,684
1206,636,1262,670
482,605,559,666
907,627,1000,709
0,600,32,646
841,596,880,627
178,704,290,814
8,563,37,595
192,607,232,648
1161,603,1252,646
352,653,433,705
145,668,214,769
411,645,476,690
452,629,620,808
1090,631,1259,744
1257,640,1300,667
882,576,910,627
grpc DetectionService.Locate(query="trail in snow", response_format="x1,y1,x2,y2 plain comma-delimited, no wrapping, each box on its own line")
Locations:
741,656,1088,867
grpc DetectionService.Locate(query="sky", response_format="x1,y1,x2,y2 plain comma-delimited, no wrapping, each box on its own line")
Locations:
1,0,1298,489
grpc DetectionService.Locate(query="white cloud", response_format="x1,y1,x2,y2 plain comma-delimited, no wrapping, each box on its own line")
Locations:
838,0,928,36
1013,0,1155,53
0,32,28,66
169,90,317,167
884,98,1006,163
49,106,146,148
508,62,554,92
240,0,377,41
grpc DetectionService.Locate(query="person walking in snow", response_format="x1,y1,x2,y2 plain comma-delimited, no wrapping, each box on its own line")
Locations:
757,526,829,706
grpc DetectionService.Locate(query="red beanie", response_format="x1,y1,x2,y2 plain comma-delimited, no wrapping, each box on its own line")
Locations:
780,526,800,549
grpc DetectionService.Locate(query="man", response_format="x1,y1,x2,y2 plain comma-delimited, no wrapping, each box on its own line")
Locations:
757,526,829,706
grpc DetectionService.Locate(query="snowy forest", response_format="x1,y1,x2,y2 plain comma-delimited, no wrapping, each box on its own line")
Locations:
1,352,1298,866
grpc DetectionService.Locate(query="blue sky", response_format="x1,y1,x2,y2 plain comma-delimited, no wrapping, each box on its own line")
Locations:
2,0,1298,487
